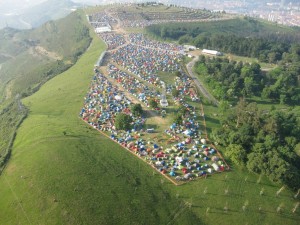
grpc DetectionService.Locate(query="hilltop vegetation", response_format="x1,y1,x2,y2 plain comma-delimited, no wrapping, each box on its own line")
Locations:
0,10,91,172
195,56,300,104
0,11,91,101
146,17,300,63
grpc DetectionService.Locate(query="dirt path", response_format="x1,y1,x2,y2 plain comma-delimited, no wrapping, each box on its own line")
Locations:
32,46,62,60
186,54,219,106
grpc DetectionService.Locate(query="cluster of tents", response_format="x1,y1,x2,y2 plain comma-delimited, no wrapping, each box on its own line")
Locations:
99,33,126,50
111,43,181,84
79,29,227,182
80,73,145,132
129,33,183,52
107,64,161,106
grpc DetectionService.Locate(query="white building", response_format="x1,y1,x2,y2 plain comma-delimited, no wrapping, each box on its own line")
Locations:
95,26,111,33
184,45,197,52
202,49,223,56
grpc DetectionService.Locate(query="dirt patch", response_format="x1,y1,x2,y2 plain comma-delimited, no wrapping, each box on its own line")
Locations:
4,79,15,100
31,46,62,60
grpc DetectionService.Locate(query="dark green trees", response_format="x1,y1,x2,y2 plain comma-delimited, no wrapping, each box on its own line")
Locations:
131,104,143,117
212,100,300,189
115,113,133,131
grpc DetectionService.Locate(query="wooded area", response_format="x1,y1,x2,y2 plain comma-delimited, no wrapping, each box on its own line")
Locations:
212,100,300,189
195,56,300,104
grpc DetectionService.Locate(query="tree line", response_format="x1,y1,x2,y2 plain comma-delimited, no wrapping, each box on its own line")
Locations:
146,18,300,64
212,100,300,189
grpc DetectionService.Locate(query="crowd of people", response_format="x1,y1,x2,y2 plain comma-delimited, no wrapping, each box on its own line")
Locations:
99,33,126,50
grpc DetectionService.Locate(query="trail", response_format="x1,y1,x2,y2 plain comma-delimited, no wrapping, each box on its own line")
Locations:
167,202,191,225
186,55,219,106
3,174,33,225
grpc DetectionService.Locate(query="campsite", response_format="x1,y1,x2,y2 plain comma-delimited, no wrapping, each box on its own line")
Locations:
80,11,229,183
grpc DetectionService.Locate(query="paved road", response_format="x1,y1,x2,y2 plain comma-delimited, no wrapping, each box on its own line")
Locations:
186,55,219,106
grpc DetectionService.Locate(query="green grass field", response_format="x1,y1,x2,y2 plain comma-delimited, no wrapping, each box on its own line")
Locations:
0,7,299,225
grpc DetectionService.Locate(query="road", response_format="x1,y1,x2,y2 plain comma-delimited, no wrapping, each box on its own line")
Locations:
186,55,219,106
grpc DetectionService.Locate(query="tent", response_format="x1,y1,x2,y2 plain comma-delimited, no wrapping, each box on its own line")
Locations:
169,171,176,176
115,95,122,101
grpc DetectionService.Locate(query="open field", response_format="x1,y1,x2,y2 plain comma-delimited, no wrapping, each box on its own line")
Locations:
0,6,299,225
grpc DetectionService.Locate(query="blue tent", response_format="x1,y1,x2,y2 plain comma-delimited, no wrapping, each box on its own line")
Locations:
169,171,176,176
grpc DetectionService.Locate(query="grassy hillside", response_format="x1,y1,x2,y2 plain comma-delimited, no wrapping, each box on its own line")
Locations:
0,10,91,175
0,6,299,225
0,99,27,169
0,11,91,101
0,23,201,225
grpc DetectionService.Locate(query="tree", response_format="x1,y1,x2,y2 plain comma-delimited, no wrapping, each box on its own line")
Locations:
115,113,132,131
219,100,230,114
172,89,180,97
131,104,143,117
225,144,247,165
149,99,158,109
173,114,183,125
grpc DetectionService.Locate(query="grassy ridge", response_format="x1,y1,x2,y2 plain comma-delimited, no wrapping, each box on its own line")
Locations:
0,20,201,225
0,11,91,101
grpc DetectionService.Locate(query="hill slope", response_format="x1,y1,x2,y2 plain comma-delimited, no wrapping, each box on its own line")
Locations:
0,22,202,225
0,11,91,101
0,11,91,179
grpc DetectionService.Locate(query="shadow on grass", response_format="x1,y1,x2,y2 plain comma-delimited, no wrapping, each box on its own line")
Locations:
205,115,220,125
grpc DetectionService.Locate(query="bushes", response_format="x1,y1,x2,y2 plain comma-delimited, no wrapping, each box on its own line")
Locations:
0,101,28,173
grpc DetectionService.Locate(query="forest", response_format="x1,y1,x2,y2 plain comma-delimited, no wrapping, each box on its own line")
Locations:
146,18,300,63
212,100,300,189
195,56,300,104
